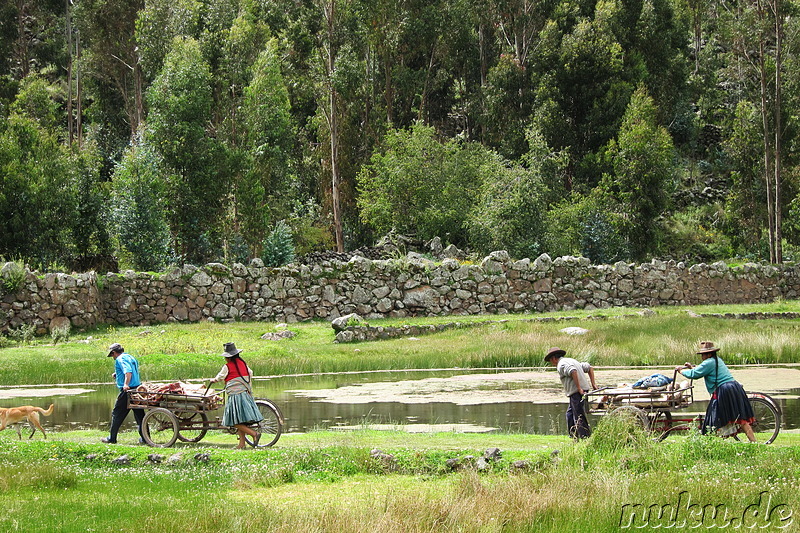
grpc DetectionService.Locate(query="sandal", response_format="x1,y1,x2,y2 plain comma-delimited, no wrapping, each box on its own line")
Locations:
252,432,262,447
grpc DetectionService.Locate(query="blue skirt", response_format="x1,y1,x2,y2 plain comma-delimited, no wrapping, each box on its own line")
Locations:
223,392,264,426
702,380,755,434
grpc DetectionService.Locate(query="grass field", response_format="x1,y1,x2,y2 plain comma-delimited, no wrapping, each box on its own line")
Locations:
1,426,798,532
3,301,800,386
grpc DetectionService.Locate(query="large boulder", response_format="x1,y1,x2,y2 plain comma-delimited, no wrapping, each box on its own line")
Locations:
331,313,367,332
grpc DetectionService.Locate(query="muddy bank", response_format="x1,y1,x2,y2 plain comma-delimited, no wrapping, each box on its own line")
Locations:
289,367,800,406
0,387,95,400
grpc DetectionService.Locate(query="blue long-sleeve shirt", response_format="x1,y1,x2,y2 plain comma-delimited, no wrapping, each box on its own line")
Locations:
680,356,734,394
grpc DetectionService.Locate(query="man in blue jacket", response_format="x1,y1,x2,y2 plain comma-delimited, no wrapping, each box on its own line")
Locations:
101,343,145,444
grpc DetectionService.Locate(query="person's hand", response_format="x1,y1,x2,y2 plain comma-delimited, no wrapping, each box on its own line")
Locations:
122,384,130,391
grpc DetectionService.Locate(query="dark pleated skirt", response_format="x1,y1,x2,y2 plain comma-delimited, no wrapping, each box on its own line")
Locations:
702,380,755,434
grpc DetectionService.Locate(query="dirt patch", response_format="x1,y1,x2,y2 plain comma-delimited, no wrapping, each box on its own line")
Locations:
289,367,800,406
331,423,499,433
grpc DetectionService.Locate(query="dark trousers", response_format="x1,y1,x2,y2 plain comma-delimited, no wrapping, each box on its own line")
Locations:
109,390,145,442
566,392,591,439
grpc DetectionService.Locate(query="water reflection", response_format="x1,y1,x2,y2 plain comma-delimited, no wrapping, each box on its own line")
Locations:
0,372,797,437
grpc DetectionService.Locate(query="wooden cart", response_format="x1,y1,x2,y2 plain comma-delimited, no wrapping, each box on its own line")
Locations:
127,386,284,448
584,370,781,444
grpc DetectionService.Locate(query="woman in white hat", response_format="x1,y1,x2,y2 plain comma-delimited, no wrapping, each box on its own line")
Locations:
676,341,755,442
209,342,263,448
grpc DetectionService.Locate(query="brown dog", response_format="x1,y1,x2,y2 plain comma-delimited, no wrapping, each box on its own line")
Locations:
0,404,54,439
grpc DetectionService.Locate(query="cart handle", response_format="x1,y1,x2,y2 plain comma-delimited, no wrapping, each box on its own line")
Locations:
673,366,694,385
583,387,610,399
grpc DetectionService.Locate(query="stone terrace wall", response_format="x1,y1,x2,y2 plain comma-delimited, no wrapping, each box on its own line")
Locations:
2,252,800,334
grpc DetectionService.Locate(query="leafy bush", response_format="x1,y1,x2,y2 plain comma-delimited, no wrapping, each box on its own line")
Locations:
288,199,334,256
7,324,35,344
110,139,172,271
661,205,734,262
580,212,628,264
544,194,628,261
356,123,483,245
227,234,252,265
261,221,295,267
466,139,551,258
0,261,26,295
50,323,70,345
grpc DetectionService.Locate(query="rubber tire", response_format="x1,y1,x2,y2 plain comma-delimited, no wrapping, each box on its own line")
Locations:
733,396,781,444
142,408,179,448
648,411,673,441
609,406,649,430
245,400,283,448
176,411,209,443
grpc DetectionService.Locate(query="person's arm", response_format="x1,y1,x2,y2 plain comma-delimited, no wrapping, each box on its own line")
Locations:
586,366,597,390
679,359,711,380
570,369,585,395
209,366,228,384
122,372,133,391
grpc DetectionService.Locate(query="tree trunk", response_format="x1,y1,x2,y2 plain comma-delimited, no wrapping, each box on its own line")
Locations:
478,21,487,141
758,39,775,263
76,32,83,147
134,62,144,136
324,0,344,252
65,0,73,146
772,0,782,263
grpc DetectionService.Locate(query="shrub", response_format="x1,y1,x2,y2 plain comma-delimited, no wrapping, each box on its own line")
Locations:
661,204,734,262
227,234,252,265
110,139,172,271
580,212,628,264
7,324,36,344
50,323,70,344
544,194,629,261
261,221,295,267
0,261,26,295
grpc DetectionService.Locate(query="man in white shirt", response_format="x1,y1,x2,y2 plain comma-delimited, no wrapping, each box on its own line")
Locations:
545,346,597,439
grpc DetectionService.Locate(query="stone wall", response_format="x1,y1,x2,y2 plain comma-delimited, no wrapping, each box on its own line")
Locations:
2,252,799,335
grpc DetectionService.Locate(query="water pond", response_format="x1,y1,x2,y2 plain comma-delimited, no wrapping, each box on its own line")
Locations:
1,367,799,437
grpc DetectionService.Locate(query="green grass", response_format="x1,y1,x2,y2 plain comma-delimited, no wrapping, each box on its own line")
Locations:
1,425,799,532
3,301,800,385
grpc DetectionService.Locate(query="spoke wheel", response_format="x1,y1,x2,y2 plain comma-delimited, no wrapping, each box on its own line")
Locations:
142,408,179,448
245,400,283,448
176,411,209,443
734,396,781,444
609,406,649,430
648,411,673,441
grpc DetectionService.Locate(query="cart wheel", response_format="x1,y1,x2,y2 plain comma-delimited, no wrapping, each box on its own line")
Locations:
734,396,781,444
648,411,673,441
245,400,283,448
176,411,209,443
609,406,649,430
142,408,179,448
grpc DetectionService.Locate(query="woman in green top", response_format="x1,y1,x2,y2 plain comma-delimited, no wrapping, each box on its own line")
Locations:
676,341,755,442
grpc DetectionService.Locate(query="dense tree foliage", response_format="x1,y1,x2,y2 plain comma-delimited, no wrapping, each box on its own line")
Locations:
1,0,800,271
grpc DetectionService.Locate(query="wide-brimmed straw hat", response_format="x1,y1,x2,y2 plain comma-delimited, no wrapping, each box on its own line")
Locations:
220,342,243,357
544,346,566,362
696,341,719,355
